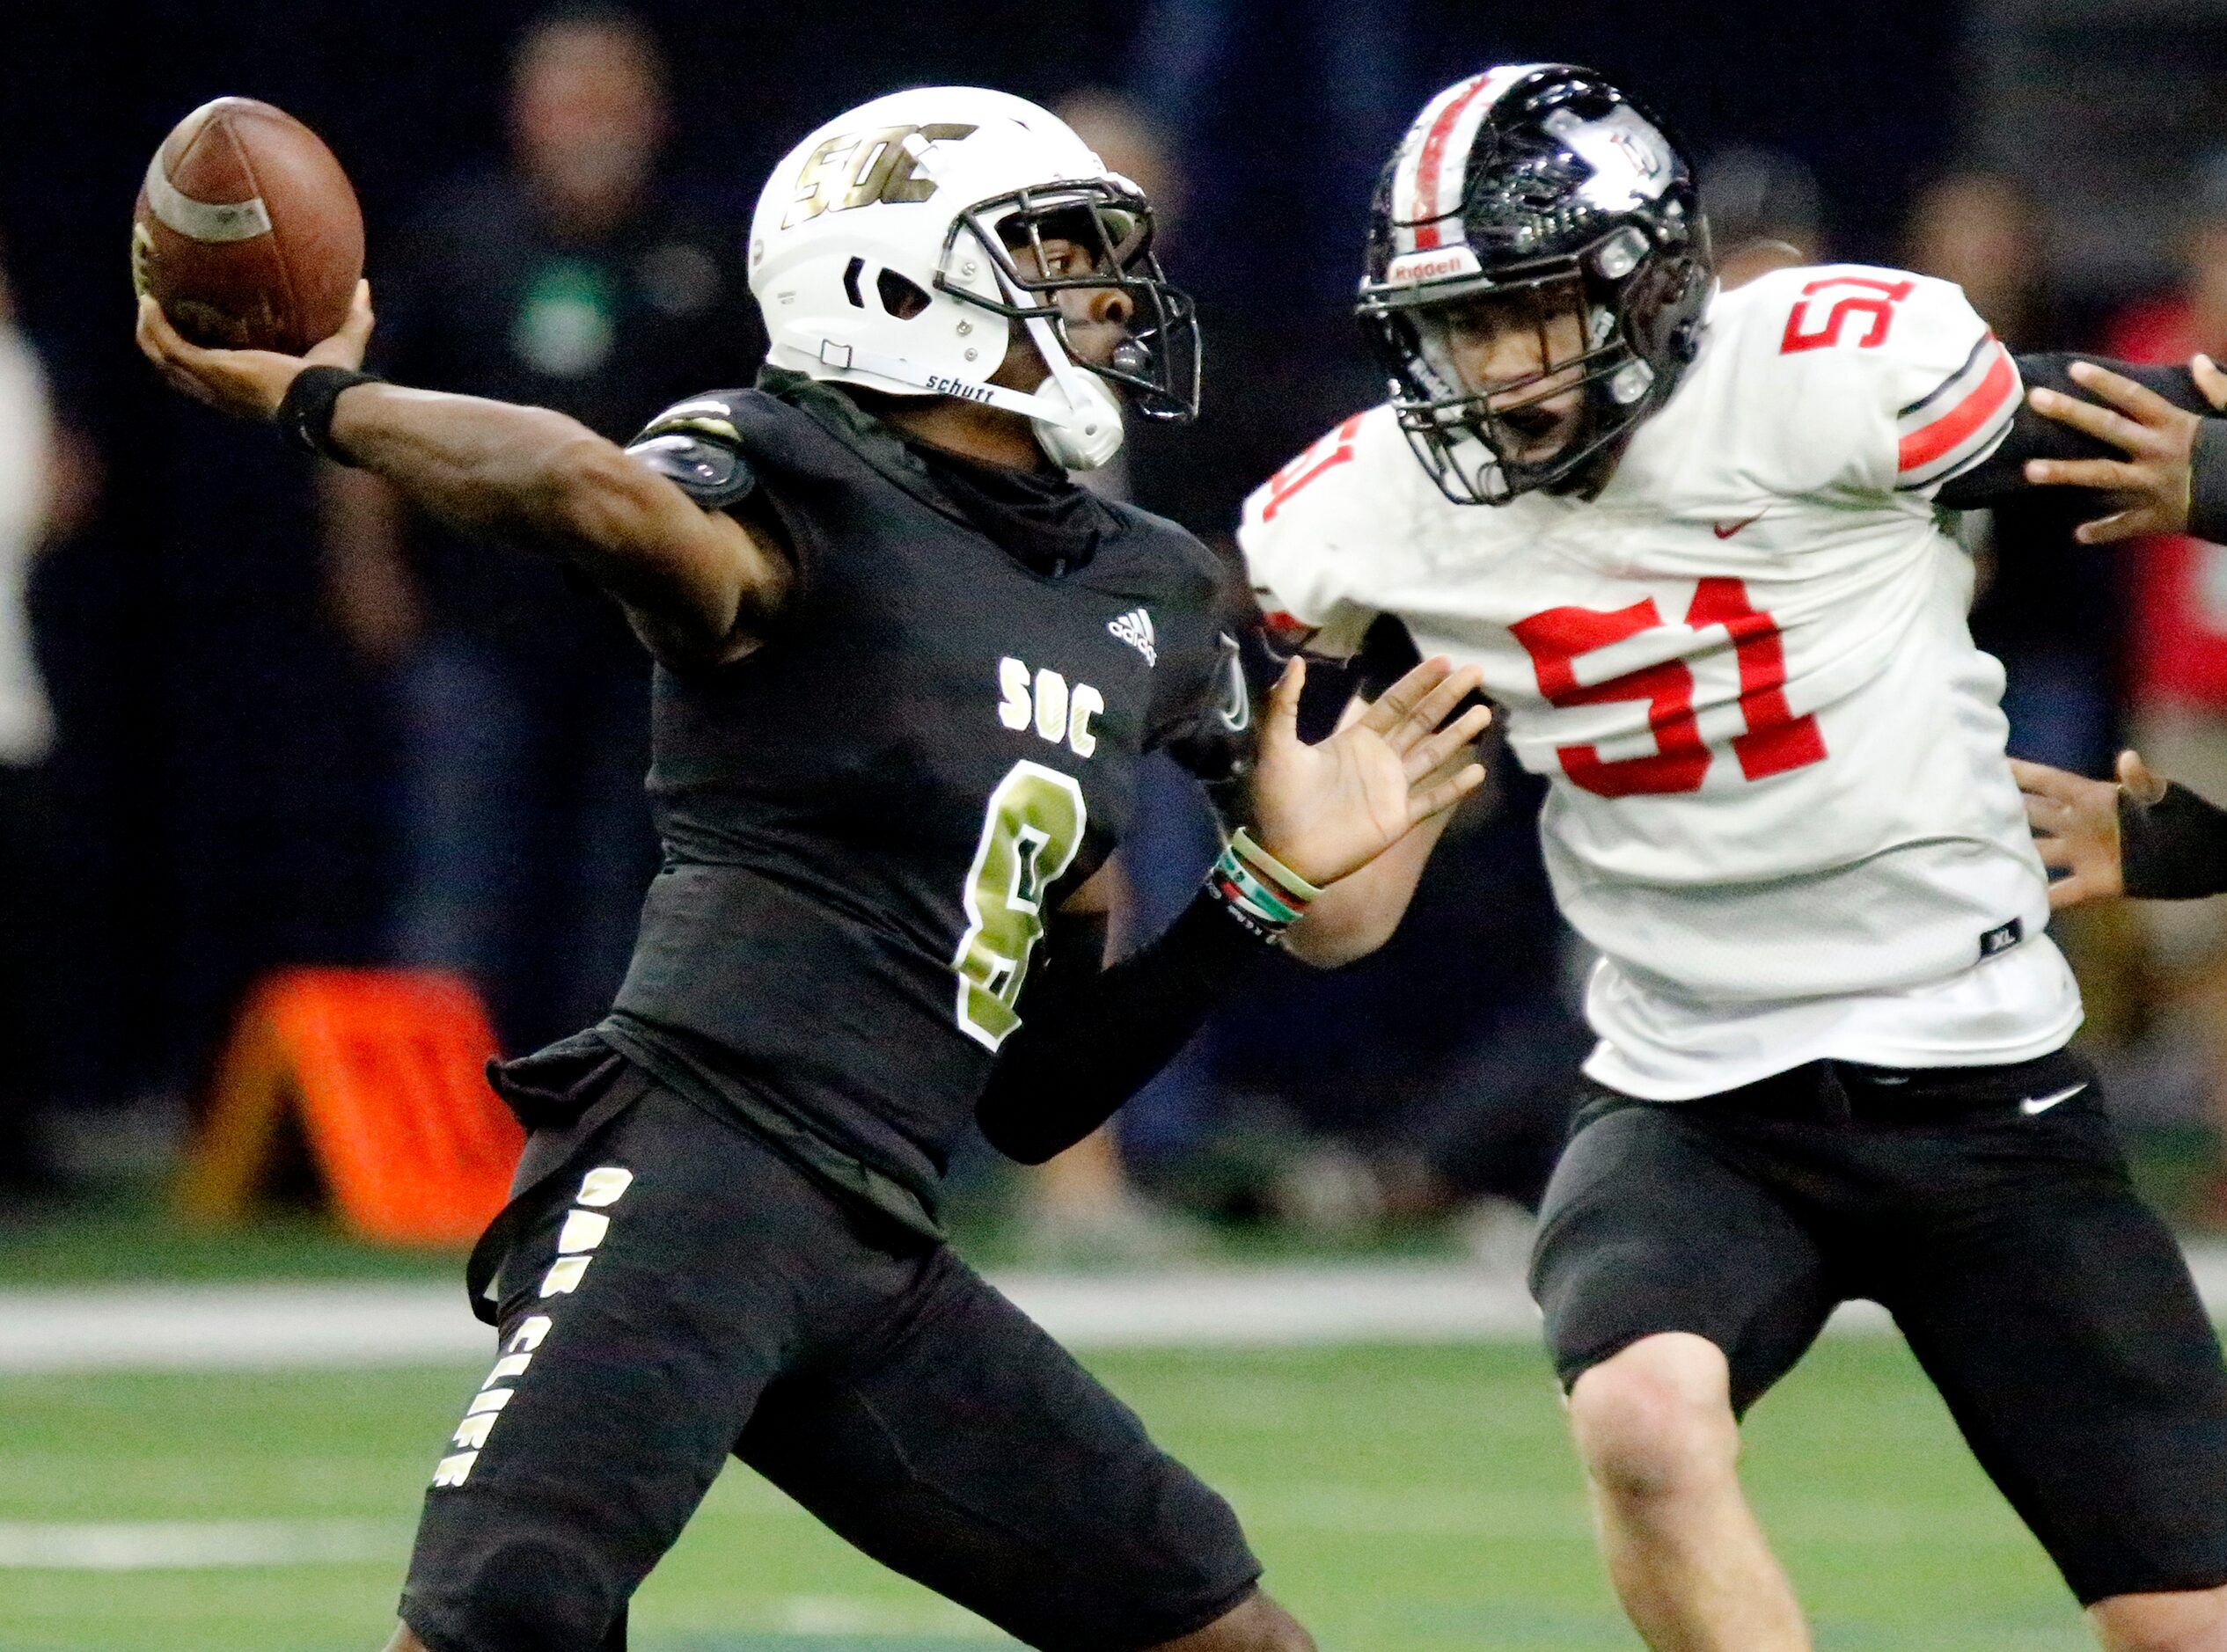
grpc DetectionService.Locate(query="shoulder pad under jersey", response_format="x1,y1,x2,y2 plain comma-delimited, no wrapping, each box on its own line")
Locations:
1237,406,1424,650
624,397,758,510
1707,266,2018,498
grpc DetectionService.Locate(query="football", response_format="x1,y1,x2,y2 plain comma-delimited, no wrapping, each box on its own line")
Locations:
131,97,363,355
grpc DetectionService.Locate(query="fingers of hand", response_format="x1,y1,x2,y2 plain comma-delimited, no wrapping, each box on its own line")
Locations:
150,299,211,368
136,299,225,406
1403,704,1491,783
317,281,377,365
134,311,220,406
2008,757,2076,802
2068,359,2183,426
1408,761,1486,826
1412,746,1477,789
1381,664,1483,755
135,296,186,367
2024,455,2143,492
2050,866,2116,909
1263,656,1304,739
2075,508,2150,545
1355,656,1454,736
2196,353,2227,413
2118,748,2169,805
2029,384,2157,455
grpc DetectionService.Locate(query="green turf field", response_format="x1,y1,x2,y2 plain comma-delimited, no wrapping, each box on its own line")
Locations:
0,1337,2094,1652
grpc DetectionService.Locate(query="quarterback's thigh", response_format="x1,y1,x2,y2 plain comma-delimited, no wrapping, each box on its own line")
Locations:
1879,1101,2227,1604
738,1248,1264,1652
401,1093,835,1652
1531,1095,1837,1414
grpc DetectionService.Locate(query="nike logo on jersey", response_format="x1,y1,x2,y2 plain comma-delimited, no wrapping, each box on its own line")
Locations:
2019,1084,2086,1116
1712,513,1766,539
1108,607,1156,668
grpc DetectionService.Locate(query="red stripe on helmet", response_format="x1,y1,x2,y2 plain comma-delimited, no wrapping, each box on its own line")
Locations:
1410,74,1498,251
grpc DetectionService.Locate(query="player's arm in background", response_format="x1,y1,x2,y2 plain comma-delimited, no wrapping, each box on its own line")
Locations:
976,652,1488,1165
2013,749,2227,906
135,286,788,673
1746,263,2227,542
1939,348,2227,541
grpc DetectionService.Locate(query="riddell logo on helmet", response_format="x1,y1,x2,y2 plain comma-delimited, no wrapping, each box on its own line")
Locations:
1388,246,1482,285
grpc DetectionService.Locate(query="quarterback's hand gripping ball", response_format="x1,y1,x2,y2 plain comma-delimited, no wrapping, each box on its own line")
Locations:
137,276,372,423
132,99,375,420
132,98,363,354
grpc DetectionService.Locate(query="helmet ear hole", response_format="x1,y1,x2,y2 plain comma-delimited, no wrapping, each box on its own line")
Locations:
842,257,867,309
875,268,932,319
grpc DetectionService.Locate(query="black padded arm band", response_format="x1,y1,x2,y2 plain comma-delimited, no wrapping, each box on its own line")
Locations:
276,366,383,464
622,395,761,511
2121,781,2227,899
1938,355,2227,539
623,430,759,511
975,889,1271,1165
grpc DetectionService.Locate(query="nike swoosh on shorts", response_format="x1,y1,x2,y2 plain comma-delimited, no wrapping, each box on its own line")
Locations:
2019,1083,2087,1116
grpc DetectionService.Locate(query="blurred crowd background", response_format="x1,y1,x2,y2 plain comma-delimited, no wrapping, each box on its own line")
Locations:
9,0,2227,1254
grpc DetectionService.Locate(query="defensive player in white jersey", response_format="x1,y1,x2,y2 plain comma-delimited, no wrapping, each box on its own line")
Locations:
1243,64,2227,1652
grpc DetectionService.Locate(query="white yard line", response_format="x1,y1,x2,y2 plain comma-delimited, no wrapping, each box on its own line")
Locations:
0,1283,492,1374
769,1596,1004,1641
0,1518,398,1569
2,1245,2223,1374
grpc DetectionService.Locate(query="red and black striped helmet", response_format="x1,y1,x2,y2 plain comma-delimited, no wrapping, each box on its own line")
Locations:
1358,65,1713,505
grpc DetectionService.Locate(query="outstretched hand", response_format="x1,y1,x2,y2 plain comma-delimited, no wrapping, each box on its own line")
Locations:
136,280,375,421
2011,749,2165,909
1248,654,1491,888
2025,355,2227,544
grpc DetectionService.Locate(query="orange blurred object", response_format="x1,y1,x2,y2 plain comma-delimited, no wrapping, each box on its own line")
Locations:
181,968,524,1246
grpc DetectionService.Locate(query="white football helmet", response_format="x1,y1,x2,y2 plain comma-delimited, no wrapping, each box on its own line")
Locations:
749,87,1198,471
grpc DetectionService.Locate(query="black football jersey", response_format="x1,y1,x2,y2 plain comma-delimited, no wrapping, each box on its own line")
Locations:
597,373,1253,1231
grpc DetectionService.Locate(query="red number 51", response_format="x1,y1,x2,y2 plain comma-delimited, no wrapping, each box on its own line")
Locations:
1778,275,1914,355
1509,578,1827,798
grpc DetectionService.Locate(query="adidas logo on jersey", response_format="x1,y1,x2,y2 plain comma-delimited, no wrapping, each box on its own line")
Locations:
1108,607,1156,668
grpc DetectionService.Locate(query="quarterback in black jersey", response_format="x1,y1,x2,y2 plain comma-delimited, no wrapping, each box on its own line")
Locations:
139,89,1490,1652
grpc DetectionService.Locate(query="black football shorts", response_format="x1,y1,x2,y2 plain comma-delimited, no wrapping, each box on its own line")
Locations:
1530,1046,2227,1604
400,1078,1261,1652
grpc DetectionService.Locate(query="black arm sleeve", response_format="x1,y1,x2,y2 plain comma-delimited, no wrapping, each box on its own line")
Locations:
1937,355,2227,542
974,891,1271,1165
2121,782,2227,899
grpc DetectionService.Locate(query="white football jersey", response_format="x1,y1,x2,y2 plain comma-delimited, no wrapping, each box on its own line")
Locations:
1240,264,2082,1097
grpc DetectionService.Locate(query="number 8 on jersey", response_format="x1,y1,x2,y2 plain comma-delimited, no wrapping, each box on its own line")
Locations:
952,761,1088,1050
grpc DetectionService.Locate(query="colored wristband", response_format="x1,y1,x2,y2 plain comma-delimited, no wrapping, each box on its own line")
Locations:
1202,830,1318,945
1228,829,1323,903
276,366,383,465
